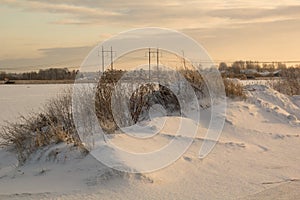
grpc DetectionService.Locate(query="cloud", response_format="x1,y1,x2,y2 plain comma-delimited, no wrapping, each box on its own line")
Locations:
2,0,122,23
0,46,92,71
209,5,300,21
1,0,300,66
3,0,118,15
2,0,300,29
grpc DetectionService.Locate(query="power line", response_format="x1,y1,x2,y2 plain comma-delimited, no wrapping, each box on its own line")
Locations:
146,48,162,81
98,46,116,72
1,57,300,73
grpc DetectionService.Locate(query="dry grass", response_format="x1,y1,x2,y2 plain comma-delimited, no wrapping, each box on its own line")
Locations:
272,68,300,95
223,78,246,99
95,81,180,134
0,69,246,164
0,88,85,164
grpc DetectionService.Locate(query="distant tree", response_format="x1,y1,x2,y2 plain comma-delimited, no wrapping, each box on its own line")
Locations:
0,72,6,80
246,61,255,69
277,62,287,70
262,63,275,72
245,61,261,71
232,61,245,74
218,62,228,71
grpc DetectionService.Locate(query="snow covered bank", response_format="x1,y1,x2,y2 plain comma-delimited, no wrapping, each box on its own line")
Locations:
0,83,299,199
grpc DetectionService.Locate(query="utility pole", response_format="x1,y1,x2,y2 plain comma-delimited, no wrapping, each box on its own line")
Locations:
148,48,151,81
110,46,114,70
99,46,115,72
182,50,187,71
157,48,159,82
147,48,161,81
102,46,104,73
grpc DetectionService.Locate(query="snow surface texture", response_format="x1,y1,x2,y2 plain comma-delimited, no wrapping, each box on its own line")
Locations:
0,84,299,199
0,84,68,127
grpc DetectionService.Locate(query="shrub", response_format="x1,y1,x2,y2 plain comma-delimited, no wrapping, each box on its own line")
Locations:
95,77,182,133
223,78,246,99
0,88,84,164
272,67,300,95
1,68,244,164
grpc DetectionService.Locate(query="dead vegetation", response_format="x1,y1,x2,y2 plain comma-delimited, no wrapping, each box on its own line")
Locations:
0,88,84,164
0,69,246,164
223,78,246,99
272,67,300,95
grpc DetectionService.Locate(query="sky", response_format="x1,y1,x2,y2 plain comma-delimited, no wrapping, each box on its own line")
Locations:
1,0,300,71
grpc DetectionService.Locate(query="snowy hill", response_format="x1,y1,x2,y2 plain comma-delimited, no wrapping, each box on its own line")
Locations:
0,84,299,199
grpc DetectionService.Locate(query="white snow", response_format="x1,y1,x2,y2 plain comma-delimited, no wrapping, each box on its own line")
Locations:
0,84,299,199
0,84,68,126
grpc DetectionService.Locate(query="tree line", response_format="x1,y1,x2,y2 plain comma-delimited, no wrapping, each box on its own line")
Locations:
0,68,79,80
218,60,300,74
1,61,299,81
